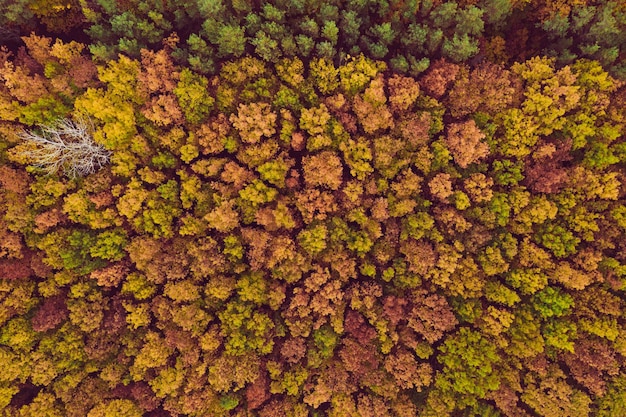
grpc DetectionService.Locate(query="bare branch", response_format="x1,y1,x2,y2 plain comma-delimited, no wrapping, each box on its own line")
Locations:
18,117,111,178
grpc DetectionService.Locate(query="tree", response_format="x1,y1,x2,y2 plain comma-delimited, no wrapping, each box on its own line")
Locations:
436,328,500,407
455,5,485,36
352,74,394,133
251,30,282,62
406,289,458,344
387,74,420,113
302,151,343,190
87,399,143,417
174,68,214,125
230,102,277,144
216,24,247,57
596,375,626,417
18,117,111,178
72,55,142,152
218,300,275,355
340,137,373,180
309,58,339,94
442,33,479,62
428,173,454,202
505,57,591,152
562,337,620,396
0,35,96,125
521,364,592,417
445,120,490,168
419,59,460,99
536,223,580,258
447,62,521,118
532,286,574,319
338,54,386,96
299,103,332,150
297,224,327,256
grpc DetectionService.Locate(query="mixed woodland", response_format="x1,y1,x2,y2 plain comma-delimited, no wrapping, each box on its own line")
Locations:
1,0,626,416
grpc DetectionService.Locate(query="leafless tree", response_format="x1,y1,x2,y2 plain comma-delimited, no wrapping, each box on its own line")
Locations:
18,117,111,178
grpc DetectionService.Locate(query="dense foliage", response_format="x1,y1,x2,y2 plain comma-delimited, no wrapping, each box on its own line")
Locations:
1,1,626,416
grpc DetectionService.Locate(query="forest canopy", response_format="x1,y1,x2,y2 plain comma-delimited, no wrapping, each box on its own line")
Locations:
1,1,626,416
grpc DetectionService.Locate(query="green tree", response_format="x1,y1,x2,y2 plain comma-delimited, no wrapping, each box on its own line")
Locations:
215,24,246,57
442,33,479,62
298,224,327,257
532,286,574,318
537,223,580,258
436,328,500,407
174,68,214,124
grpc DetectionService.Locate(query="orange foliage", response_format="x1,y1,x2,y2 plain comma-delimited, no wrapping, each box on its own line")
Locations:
419,59,460,99
445,120,490,168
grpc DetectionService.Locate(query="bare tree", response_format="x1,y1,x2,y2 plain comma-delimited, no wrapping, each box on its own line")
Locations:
18,117,111,178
